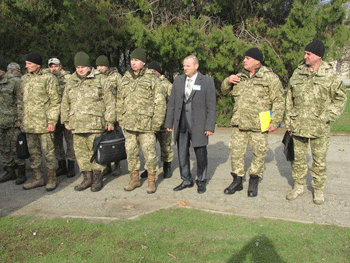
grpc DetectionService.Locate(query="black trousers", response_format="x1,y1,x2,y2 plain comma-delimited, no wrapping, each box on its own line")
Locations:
177,130,207,186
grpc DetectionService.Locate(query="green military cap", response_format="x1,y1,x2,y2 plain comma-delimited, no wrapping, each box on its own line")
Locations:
130,47,146,63
74,51,91,67
96,55,110,67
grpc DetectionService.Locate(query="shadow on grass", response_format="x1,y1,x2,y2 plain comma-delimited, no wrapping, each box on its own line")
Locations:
227,234,286,263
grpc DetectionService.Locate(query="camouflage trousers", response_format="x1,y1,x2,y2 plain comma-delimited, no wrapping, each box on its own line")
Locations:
54,123,76,161
229,127,268,177
27,133,57,170
125,130,158,172
0,127,25,167
291,134,330,190
73,133,104,172
156,129,174,163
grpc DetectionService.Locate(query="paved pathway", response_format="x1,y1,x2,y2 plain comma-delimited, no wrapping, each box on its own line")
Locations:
1,127,349,227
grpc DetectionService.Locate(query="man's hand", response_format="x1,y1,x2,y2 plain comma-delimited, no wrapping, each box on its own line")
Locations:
65,125,70,130
205,131,214,136
167,128,173,132
106,125,115,131
228,75,241,85
48,124,55,132
266,125,277,133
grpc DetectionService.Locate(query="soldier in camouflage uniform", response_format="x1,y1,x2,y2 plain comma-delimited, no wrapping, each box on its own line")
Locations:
61,52,116,192
221,48,285,197
0,57,26,185
285,40,347,205
95,55,123,177
18,52,61,191
7,62,22,79
117,48,166,194
48,58,76,178
140,61,174,179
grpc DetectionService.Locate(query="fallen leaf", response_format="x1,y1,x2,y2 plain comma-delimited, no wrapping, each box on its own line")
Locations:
168,253,177,260
339,148,344,152
122,205,134,210
176,200,190,206
141,244,148,250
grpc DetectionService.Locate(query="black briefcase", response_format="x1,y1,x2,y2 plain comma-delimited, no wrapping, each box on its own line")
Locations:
90,126,127,165
16,132,30,159
282,131,294,162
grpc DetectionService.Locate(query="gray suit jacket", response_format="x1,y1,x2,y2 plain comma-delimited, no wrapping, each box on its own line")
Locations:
164,71,216,147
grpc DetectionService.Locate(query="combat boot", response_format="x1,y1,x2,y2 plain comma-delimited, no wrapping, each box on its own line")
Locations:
163,162,172,178
23,168,45,190
56,160,68,176
74,171,92,191
15,165,26,185
124,170,141,191
46,169,57,191
102,163,112,176
247,174,259,197
224,173,243,195
67,160,76,178
112,161,122,176
313,189,324,205
91,169,103,192
286,182,305,200
147,171,157,194
0,166,17,183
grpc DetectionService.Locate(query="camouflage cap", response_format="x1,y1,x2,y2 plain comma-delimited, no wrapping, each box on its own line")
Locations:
7,62,21,71
48,58,61,66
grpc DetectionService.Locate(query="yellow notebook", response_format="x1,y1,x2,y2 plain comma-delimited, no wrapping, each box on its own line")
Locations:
259,110,271,132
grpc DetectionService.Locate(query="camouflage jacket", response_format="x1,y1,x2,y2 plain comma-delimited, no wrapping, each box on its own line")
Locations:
159,75,173,130
102,68,122,119
55,69,71,97
61,68,116,134
221,66,285,131
18,69,61,133
285,61,347,138
0,73,21,128
116,68,166,132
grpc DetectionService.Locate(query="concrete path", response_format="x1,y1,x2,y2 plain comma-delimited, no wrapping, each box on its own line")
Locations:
1,127,349,227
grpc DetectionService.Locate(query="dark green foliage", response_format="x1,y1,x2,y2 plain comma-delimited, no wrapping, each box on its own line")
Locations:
1,0,349,125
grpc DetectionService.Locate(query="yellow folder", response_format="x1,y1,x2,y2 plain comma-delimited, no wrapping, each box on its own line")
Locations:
259,110,271,132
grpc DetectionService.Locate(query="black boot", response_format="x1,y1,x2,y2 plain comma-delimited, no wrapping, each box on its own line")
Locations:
16,165,26,185
224,173,243,195
56,160,68,176
163,162,172,178
140,169,148,178
102,163,112,176
0,166,17,183
248,175,259,197
67,160,76,178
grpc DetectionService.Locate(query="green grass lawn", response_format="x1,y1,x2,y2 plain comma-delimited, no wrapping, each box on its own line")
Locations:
330,91,350,134
1,208,350,263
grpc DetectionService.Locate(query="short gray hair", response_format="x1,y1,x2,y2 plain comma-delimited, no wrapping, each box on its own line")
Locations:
184,55,199,65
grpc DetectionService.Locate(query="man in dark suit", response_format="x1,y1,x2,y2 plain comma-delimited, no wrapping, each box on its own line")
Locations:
164,55,216,194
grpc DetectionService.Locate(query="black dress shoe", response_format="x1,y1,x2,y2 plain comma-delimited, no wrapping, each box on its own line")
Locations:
197,185,206,194
173,181,194,191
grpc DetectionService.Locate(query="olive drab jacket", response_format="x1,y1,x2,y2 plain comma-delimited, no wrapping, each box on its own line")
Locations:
116,67,166,132
221,66,285,131
0,74,21,129
60,68,116,134
18,69,61,133
285,61,347,138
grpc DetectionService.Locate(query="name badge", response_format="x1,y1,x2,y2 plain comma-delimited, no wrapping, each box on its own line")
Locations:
193,85,201,91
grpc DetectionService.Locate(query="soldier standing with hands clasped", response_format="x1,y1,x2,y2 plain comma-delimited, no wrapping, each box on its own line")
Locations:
285,40,347,205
